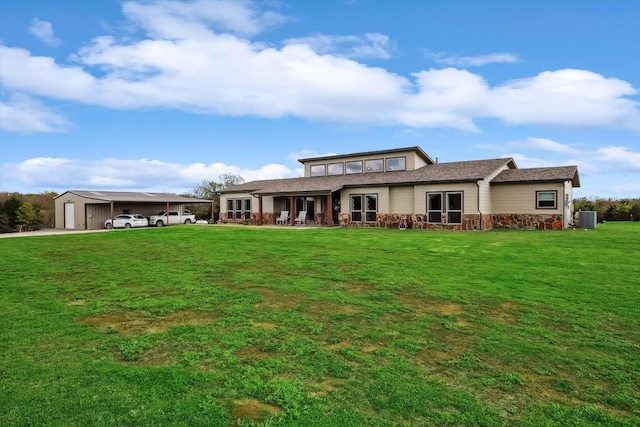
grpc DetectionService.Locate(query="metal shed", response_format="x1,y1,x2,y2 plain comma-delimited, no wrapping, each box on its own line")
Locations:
54,190,212,230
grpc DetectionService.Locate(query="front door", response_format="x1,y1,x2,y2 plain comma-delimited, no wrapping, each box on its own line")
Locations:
306,200,315,224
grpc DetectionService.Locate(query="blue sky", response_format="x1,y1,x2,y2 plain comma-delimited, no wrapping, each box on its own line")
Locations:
1,0,639,198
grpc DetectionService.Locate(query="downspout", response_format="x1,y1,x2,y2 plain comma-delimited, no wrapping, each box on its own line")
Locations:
476,182,482,231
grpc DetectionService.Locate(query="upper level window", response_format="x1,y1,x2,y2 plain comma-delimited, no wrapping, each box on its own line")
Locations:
327,162,344,175
365,159,383,173
386,157,406,171
346,161,363,174
310,164,326,177
537,191,557,209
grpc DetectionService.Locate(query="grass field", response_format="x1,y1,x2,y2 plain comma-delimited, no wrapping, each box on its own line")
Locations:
1,222,639,426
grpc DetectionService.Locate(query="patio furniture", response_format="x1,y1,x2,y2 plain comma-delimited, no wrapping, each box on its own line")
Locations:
275,211,289,225
295,211,307,225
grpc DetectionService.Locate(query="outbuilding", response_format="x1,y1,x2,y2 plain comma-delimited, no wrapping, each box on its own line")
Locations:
54,191,212,230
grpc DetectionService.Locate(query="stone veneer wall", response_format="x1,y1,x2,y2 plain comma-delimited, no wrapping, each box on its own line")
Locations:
491,214,564,230
338,213,487,230
220,212,564,230
219,213,276,225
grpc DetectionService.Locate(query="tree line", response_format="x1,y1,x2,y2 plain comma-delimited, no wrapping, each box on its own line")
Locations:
0,192,58,233
573,197,640,222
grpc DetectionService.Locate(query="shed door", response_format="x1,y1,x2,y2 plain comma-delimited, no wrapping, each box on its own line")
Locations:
64,202,75,229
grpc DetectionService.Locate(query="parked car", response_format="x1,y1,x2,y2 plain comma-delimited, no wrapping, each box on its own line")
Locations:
105,214,149,229
148,210,196,227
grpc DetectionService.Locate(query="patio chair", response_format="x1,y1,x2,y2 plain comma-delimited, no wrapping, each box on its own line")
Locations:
275,210,289,225
295,211,307,226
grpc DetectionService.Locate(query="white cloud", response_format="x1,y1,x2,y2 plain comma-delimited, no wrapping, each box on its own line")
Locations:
489,69,639,129
121,0,289,39
0,94,69,133
284,33,394,59
502,137,640,174
0,157,298,193
0,1,638,133
28,18,62,47
503,153,557,169
507,137,581,155
427,51,519,67
595,146,640,171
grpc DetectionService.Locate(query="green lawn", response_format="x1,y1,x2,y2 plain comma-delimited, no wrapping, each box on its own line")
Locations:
1,223,639,426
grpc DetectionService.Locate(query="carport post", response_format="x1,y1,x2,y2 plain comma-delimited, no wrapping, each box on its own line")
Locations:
110,202,114,226
166,201,170,225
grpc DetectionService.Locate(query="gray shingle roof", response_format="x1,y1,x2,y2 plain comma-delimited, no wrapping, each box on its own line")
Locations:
55,190,211,203
222,158,517,195
491,166,580,187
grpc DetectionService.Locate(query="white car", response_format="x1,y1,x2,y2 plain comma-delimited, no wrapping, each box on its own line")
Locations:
105,214,149,229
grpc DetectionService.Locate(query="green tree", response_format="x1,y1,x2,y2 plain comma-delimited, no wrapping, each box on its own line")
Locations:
219,173,244,189
573,197,596,212
0,195,23,233
185,174,245,221
16,202,34,231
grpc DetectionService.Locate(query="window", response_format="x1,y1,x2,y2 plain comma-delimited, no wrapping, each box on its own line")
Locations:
227,198,251,220
346,161,363,174
350,194,378,222
537,191,557,209
350,195,362,221
386,157,406,171
365,159,383,173
447,192,462,224
235,200,243,219
427,193,442,223
427,192,463,223
310,164,326,177
243,199,251,219
365,194,377,222
327,162,344,175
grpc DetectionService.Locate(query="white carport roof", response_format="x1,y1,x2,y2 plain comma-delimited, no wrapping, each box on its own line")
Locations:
55,190,211,203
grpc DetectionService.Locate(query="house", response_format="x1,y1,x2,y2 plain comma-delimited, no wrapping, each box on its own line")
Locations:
54,191,212,230
219,146,580,230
